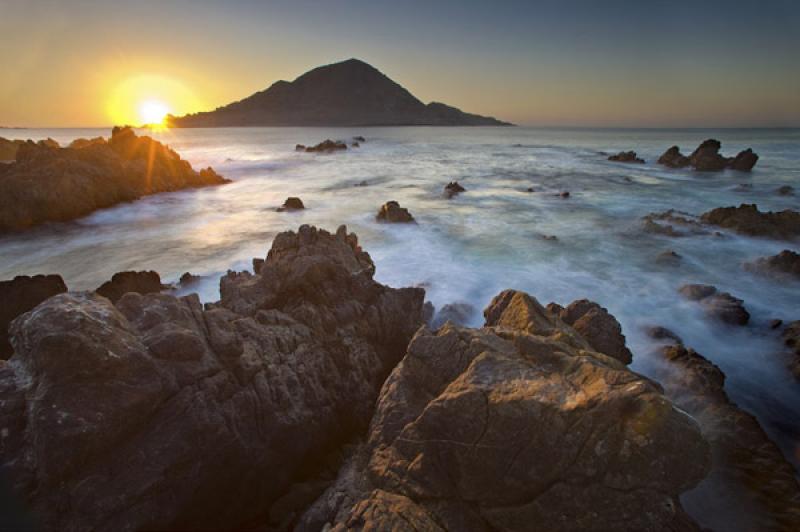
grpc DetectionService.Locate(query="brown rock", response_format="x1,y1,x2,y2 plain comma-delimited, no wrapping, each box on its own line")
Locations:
728,149,759,171
278,196,305,211
558,298,634,364
689,139,729,171
678,284,750,326
376,201,415,223
303,139,347,153
608,150,645,163
430,301,475,328
657,146,690,168
700,204,800,240
744,249,800,280
645,325,683,345
776,185,795,196
96,270,165,304
0,274,67,359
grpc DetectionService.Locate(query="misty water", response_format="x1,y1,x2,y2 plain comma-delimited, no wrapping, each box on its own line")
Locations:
2,127,799,513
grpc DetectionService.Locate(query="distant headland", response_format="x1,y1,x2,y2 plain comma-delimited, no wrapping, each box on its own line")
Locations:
167,59,512,127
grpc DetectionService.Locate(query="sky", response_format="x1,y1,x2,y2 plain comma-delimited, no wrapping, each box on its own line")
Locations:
0,0,798,128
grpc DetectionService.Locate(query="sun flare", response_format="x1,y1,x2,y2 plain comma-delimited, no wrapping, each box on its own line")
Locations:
139,100,170,126
105,74,203,127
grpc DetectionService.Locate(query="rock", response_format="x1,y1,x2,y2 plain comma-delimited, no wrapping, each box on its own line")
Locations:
303,139,347,153
700,204,800,240
776,185,795,196
278,196,305,211
643,210,707,237
656,250,683,265
295,144,306,151
68,136,106,149
689,139,729,171
179,272,200,285
525,186,536,193
96,270,166,303
644,325,683,345
0,127,229,232
657,146,690,168
351,141,360,147
353,136,366,142
376,201,415,223
782,321,800,379
430,302,475,328
652,345,800,530
443,181,466,198
608,150,644,163
678,284,750,326
307,289,710,531
252,257,265,274
354,180,369,187
0,224,425,531
732,183,753,192
0,137,24,161
0,275,67,359
559,191,570,198
744,250,800,280
729,149,759,171
557,298,634,364
422,301,434,325
769,319,783,329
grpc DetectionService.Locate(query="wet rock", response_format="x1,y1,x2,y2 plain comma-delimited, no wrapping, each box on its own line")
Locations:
354,180,369,187
422,301,435,325
278,196,305,211
728,149,759,171
0,275,67,359
351,141,360,147
769,319,783,330
652,345,800,531
252,257,264,274
0,224,425,531
656,249,683,266
678,284,750,326
179,272,200,285
295,144,306,151
700,204,800,240
689,139,729,171
744,250,800,280
557,298,634,364
352,136,366,143
608,150,644,163
303,139,347,153
644,325,683,345
643,210,707,237
0,127,229,232
776,185,795,196
430,301,475,328
657,146,690,168
443,181,466,198
559,191,570,198
96,270,166,304
306,290,710,531
376,201,415,223
525,186,536,193
782,321,800,379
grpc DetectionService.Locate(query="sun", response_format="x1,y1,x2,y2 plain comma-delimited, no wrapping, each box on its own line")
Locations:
138,99,170,126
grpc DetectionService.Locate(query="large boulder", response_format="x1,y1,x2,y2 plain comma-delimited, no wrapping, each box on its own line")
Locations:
728,148,759,171
689,139,729,171
301,290,710,531
0,225,425,531
678,284,750,326
443,181,466,198
0,127,229,232
608,150,644,163
700,204,800,240
744,249,800,280
653,345,800,531
658,140,759,172
0,275,67,359
95,270,165,303
657,146,690,168
556,299,633,364
376,201,415,223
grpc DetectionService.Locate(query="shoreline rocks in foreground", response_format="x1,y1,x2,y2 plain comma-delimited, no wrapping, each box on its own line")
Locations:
0,275,67,359
0,126,229,232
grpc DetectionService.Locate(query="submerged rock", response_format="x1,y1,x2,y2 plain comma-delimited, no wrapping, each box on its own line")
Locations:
643,210,707,237
608,150,644,163
443,181,466,198
278,196,305,211
303,139,347,153
301,290,710,531
776,185,795,196
700,204,800,240
744,250,800,280
678,284,750,326
376,201,415,223
0,127,229,232
656,249,683,266
657,146,690,168
0,274,67,359
96,270,166,303
644,325,683,345
352,136,366,143
782,321,800,379
0,224,424,531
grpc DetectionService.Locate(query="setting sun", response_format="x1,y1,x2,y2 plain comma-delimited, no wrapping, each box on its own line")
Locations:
139,100,170,125
104,73,203,127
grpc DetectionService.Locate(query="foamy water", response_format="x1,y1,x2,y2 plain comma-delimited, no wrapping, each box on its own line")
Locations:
2,126,799,478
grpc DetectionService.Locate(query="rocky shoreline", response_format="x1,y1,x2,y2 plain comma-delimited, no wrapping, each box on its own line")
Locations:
2,224,799,530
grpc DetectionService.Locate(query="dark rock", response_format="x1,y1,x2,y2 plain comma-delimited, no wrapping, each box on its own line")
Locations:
643,210,707,237
278,197,305,211
422,301,434,325
525,186,536,193
179,272,200,285
0,275,67,359
295,144,306,151
657,146,690,168
354,180,369,187
68,136,105,149
376,201,415,223
644,325,683,345
732,183,753,192
559,191,570,198
776,185,795,196
782,321,800,379
0,127,229,232
769,319,783,329
351,141,360,147
443,181,466,198
352,136,366,142
678,284,750,326
656,250,683,265
608,150,645,163
430,301,475,328
96,270,165,304
0,224,425,531
303,139,347,153
652,345,800,530
729,149,759,171
700,204,800,240
744,250,800,280
689,139,729,171
306,290,710,531
252,257,264,274
557,298,634,364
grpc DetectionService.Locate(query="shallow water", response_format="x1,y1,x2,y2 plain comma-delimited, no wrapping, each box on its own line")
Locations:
2,126,799,479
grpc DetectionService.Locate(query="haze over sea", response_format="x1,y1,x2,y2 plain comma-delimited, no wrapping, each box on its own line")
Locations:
2,125,799,473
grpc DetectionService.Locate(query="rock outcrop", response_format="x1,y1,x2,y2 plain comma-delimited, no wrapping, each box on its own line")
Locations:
278,197,305,211
700,204,800,240
376,201,415,223
643,210,707,237
744,249,800,280
443,181,466,198
300,290,710,531
608,151,644,163
0,225,425,531
0,275,67,359
0,127,228,232
653,345,800,531
555,298,634,364
657,146,690,168
776,185,795,196
678,284,750,326
657,140,759,171
782,321,800,379
95,270,166,303
298,140,348,153
430,301,475,328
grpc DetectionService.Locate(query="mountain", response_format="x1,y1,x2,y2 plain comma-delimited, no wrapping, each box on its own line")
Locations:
167,59,512,127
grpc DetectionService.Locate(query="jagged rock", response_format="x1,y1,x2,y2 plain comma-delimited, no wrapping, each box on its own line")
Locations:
353,136,366,142
295,144,306,151
652,345,800,531
744,250,800,280
729,149,759,171
656,250,683,265
421,302,435,325
303,290,710,531
303,139,347,153
430,301,475,328
608,150,644,163
776,185,795,196
278,197,305,211
644,325,683,345
700,204,800,240
559,191,570,198
689,139,729,171
657,146,690,168
179,272,200,285
0,275,67,359
96,270,165,303
443,181,466,198
376,201,415,223
643,210,707,237
557,298,633,364
678,284,750,326
0,127,229,232
0,225,424,531
67,136,106,149
252,257,265,274
732,183,753,192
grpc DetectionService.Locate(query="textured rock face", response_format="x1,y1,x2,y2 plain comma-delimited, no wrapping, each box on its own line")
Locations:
700,204,800,240
0,275,67,359
430,301,475,328
653,345,800,531
302,290,710,531
657,140,759,172
95,270,165,303
0,225,424,531
744,249,800,280
678,284,750,326
278,196,305,211
375,201,415,223
608,150,644,163
555,299,633,364
0,127,228,232
689,139,729,171
657,146,690,168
